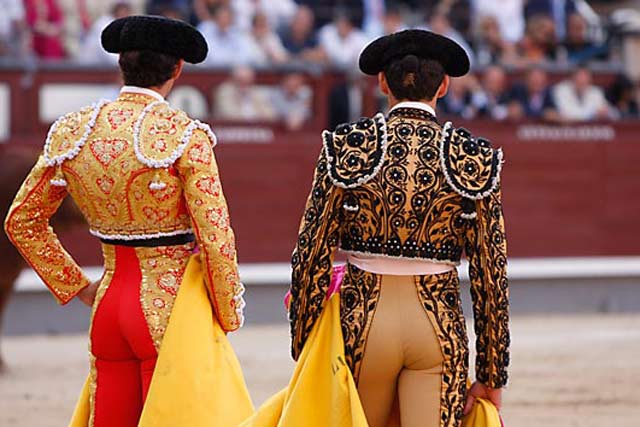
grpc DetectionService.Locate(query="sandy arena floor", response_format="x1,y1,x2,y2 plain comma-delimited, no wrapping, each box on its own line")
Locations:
1,314,639,427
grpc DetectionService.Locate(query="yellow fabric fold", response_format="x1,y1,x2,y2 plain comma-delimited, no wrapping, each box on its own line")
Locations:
462,398,502,427
69,255,254,427
240,294,368,427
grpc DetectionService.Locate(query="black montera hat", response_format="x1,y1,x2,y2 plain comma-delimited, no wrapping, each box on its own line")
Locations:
101,15,208,64
359,29,470,77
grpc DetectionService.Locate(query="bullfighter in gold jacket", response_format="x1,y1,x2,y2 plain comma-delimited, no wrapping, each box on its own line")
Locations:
4,16,250,427
289,30,510,427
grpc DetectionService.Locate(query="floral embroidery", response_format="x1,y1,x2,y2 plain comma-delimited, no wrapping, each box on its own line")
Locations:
96,176,114,194
106,108,133,130
89,138,130,169
187,140,212,165
142,206,170,222
206,207,229,229
220,242,235,260
195,176,219,196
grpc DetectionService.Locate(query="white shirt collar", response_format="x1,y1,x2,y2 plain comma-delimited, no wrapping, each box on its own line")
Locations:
389,101,436,117
120,86,165,102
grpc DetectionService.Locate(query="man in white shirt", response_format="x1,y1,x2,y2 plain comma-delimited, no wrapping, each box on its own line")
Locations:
473,0,525,43
318,11,369,69
198,5,251,67
553,66,614,121
78,2,132,64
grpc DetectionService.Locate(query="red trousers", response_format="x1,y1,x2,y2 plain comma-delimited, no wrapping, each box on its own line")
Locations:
90,246,158,427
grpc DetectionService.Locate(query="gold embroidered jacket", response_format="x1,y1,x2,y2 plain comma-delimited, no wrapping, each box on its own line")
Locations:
4,92,245,331
290,107,510,388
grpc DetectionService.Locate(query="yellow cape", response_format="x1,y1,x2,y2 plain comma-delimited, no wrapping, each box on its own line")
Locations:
240,293,368,427
69,255,254,427
462,397,502,427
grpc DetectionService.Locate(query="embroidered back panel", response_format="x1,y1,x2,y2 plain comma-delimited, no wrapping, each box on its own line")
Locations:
339,113,468,265
47,93,199,239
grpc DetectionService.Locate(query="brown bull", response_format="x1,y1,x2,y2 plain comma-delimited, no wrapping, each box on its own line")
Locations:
0,145,84,372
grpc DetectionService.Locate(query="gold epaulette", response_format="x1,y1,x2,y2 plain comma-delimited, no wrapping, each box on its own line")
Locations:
440,122,503,200
322,113,388,189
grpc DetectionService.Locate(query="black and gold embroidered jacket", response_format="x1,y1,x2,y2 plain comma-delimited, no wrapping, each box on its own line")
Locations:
289,107,510,389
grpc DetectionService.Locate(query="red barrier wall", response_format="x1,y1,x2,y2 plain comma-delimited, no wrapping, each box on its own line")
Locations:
1,68,638,264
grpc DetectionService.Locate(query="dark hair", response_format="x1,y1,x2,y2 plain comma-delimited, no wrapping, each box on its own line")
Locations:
384,55,445,101
119,50,180,88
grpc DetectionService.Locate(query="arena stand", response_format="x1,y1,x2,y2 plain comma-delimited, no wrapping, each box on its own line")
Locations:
2,65,640,329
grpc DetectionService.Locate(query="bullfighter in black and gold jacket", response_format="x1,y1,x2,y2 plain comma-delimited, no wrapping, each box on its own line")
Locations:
289,30,509,427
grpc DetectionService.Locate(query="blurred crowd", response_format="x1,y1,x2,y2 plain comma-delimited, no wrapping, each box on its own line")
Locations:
0,0,638,126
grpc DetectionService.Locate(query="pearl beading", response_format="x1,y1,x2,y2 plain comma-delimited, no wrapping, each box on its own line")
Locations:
44,99,110,186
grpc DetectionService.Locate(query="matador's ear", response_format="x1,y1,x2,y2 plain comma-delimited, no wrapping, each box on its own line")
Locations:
322,113,388,189
439,122,503,201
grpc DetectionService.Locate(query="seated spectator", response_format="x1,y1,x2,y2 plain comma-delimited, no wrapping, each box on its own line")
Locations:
214,66,276,121
198,5,251,67
380,6,408,36
474,15,517,66
271,72,312,130
474,0,524,43
328,69,367,130
24,0,66,60
0,0,28,58
78,2,132,64
280,6,319,55
424,9,475,67
525,0,576,41
507,67,557,121
518,14,559,64
439,74,481,120
318,10,369,69
147,0,191,19
473,65,510,120
561,13,608,64
232,0,297,32
245,11,288,66
606,74,639,119
552,66,615,122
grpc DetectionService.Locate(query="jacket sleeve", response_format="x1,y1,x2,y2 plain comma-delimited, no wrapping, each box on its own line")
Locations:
289,148,344,360
464,186,510,388
4,154,90,304
175,127,245,332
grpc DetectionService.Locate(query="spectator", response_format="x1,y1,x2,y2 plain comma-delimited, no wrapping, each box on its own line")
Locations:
0,0,28,58
280,5,327,64
318,10,368,69
214,66,276,121
24,0,66,59
232,0,297,32
525,0,576,41
328,69,367,130
474,15,517,66
362,0,386,38
299,0,364,30
440,74,480,120
245,11,288,66
78,2,132,64
271,72,312,130
474,0,525,43
518,14,559,63
507,67,557,120
198,5,251,67
552,66,615,122
424,10,475,67
379,6,408,37
474,65,510,120
561,13,608,64
606,74,639,119
147,0,191,19
59,0,91,59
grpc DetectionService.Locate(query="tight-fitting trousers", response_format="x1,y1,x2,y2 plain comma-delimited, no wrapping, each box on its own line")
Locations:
90,246,158,427
357,274,445,427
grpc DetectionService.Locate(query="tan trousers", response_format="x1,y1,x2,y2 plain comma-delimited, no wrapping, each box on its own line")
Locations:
356,274,444,427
